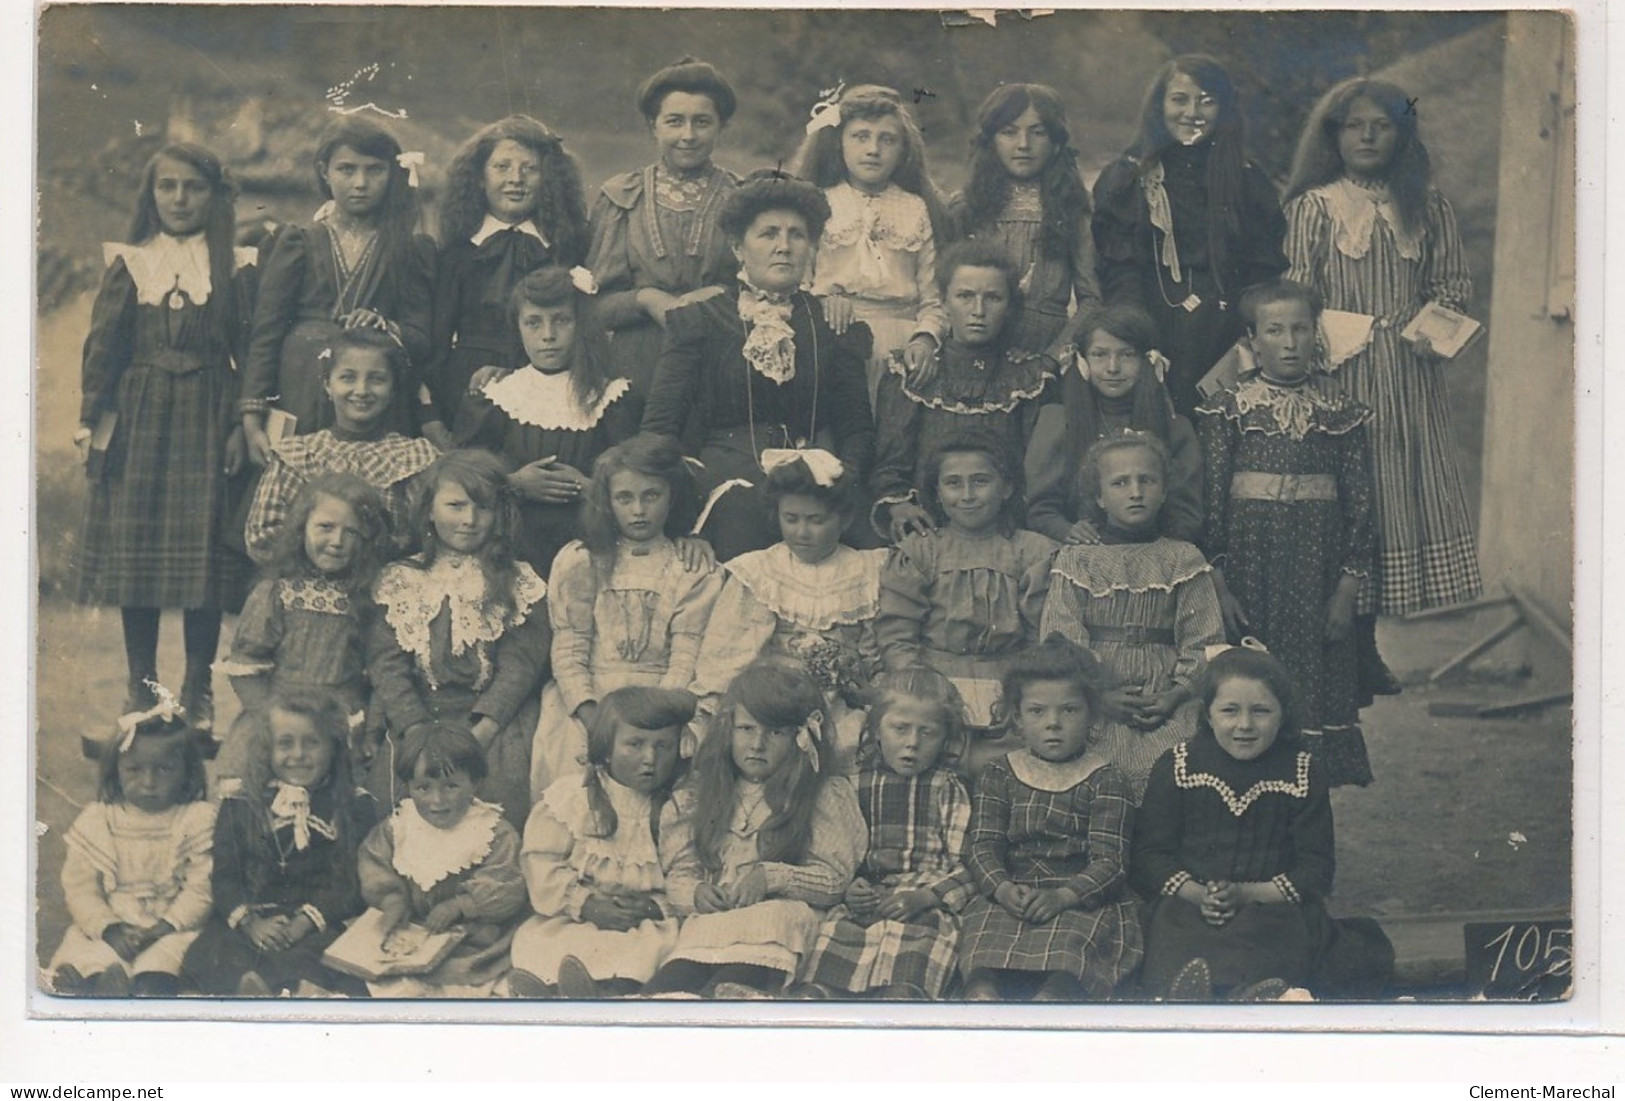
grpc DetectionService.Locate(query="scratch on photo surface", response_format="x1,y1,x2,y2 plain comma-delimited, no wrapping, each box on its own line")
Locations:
35,820,48,838
37,775,83,812
1507,830,1528,850
327,61,408,120
941,10,1055,29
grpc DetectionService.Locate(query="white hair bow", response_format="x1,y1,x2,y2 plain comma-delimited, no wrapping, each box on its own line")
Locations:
115,679,185,752
396,151,424,189
795,711,824,773
805,81,846,135
569,266,599,295
761,447,844,487
1204,636,1269,663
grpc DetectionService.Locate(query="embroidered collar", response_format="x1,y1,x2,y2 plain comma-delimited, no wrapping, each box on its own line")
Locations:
1003,181,1043,220
820,183,932,290
724,543,884,631
888,344,1052,415
277,576,352,615
1204,375,1369,441
481,366,630,431
105,234,213,307
737,279,798,384
372,555,547,690
1007,750,1107,792
470,214,550,248
1171,739,1312,817
1318,177,1422,262
654,163,712,212
390,798,503,891
639,164,734,259
1051,539,1211,597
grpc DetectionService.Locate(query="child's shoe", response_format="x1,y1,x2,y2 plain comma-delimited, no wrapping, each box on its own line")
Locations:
503,969,553,999
1230,977,1291,1003
92,967,131,998
1166,957,1214,1002
180,665,215,734
555,955,598,999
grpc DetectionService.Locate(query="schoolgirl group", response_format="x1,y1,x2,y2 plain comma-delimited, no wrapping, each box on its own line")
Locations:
54,50,1480,1003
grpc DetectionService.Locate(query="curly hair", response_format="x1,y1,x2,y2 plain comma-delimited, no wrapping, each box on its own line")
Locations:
394,722,489,785
406,449,524,623
788,84,952,246
636,57,738,124
579,686,697,841
762,451,863,525
1000,635,1108,731
917,428,1024,536
1285,77,1433,239
958,84,1092,263
1193,646,1306,751
579,433,702,558
1074,431,1173,534
235,687,367,861
438,115,589,265
857,667,967,774
96,715,208,807
507,266,615,409
690,662,831,874
717,168,832,244
1126,55,1250,282
129,143,240,347
266,471,392,600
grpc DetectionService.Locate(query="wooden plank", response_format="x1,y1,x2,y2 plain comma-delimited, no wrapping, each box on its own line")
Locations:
1477,691,1572,718
1428,614,1525,682
1508,584,1573,654
1404,593,1514,621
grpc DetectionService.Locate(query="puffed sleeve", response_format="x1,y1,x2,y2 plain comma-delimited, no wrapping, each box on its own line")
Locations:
473,596,551,729
546,543,599,715
1065,767,1132,910
60,807,119,938
758,777,865,908
519,790,588,921
243,454,305,567
1421,190,1473,312
1091,158,1151,311
1279,755,1335,904
1170,555,1224,689
1163,412,1206,545
657,789,702,917
1284,191,1331,293
160,801,219,932
1022,403,1074,542
1195,403,1236,566
1130,749,1189,899
875,535,934,671
79,258,138,426
219,579,282,712
458,819,528,922
1233,162,1288,292
242,225,310,414
660,560,725,693
640,300,707,440
208,795,257,926
867,363,925,512
306,790,378,930
689,572,780,717
365,591,435,734
357,817,410,911
587,188,645,331
1037,551,1092,650
965,758,1015,895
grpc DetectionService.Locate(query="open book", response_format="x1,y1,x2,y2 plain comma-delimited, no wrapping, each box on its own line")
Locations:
321,908,465,982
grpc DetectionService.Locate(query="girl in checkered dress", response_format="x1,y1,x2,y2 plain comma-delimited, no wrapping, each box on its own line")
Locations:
958,638,1143,1001
800,668,974,999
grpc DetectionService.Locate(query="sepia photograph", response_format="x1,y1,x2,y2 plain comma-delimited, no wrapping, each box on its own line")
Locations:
26,3,1581,1027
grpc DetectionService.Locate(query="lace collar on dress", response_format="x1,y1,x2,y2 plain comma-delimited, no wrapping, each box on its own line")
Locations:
821,182,932,259
723,543,884,630
104,234,257,307
1204,376,1369,441
373,555,547,688
887,344,1052,415
390,797,503,891
1317,177,1422,262
470,214,550,248
481,367,630,431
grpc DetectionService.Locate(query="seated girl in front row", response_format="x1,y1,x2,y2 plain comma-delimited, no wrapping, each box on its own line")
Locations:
357,724,528,998
643,663,865,999
959,638,1143,1002
511,687,702,997
1131,646,1393,1000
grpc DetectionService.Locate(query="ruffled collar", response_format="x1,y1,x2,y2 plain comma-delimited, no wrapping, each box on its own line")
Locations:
480,366,630,431
888,343,1052,415
470,214,550,248
391,797,504,891
1316,177,1422,262
1002,181,1043,220
1051,538,1210,596
1202,375,1369,441
723,543,884,630
105,234,213,307
373,554,547,690
270,429,439,488
1172,734,1312,817
737,279,798,384
820,183,932,286
542,772,666,893
1007,749,1107,793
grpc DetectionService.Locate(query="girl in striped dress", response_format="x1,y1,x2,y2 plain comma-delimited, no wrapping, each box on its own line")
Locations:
1284,78,1481,698
1040,434,1224,801
800,669,974,1000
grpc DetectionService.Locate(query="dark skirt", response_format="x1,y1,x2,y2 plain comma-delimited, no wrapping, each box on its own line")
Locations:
606,318,665,404
182,909,366,997
1145,284,1246,421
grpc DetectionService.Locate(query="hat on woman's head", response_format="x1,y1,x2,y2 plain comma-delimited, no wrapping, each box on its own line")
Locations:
637,57,738,123
718,169,831,243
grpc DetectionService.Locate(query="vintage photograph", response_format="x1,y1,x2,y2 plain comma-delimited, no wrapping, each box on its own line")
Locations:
31,4,1576,1014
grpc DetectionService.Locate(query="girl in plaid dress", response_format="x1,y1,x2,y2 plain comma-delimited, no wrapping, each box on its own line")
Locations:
800,669,974,1000
959,639,1143,1001
73,143,258,730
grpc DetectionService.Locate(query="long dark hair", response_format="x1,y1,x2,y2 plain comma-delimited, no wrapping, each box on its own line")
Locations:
406,449,524,623
690,663,830,874
788,84,952,247
439,115,589,264
236,688,367,868
129,143,240,345
1061,304,1176,508
1127,55,1250,283
1285,78,1432,239
959,84,1091,263
579,686,697,842
95,715,208,807
579,433,702,558
266,471,392,601
508,266,614,409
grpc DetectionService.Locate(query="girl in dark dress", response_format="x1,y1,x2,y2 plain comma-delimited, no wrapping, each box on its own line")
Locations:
432,115,591,425
1093,55,1288,418
74,143,257,728
242,117,437,453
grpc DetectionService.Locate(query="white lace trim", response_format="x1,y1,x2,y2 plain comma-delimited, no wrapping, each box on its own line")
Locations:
104,235,254,306
1050,540,1211,597
724,544,884,630
373,556,547,690
819,183,931,293
541,773,665,896
1007,750,1107,793
390,798,503,891
1317,179,1422,263
480,368,630,431
1171,742,1312,817
1228,377,1362,442
470,214,550,248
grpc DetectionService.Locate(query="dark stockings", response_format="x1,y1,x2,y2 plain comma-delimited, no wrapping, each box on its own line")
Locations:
119,607,222,694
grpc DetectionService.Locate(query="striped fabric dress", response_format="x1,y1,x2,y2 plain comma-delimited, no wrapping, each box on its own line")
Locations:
1285,178,1481,615
801,766,974,998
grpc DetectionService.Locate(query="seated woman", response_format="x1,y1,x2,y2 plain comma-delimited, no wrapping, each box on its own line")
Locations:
869,240,1055,545
639,169,875,561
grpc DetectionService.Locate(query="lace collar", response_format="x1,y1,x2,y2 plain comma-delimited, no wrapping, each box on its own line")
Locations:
1051,538,1210,597
724,543,884,631
470,214,550,248
1171,738,1312,817
820,183,932,273
1002,181,1043,221
889,343,1052,415
373,555,547,689
481,367,630,431
737,279,798,384
653,163,712,212
541,771,666,892
1317,177,1422,262
1006,749,1108,793
104,234,246,307
390,797,504,891
1217,375,1369,441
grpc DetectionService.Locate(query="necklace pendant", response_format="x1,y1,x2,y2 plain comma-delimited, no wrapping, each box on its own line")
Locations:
1180,294,1202,313
168,290,186,311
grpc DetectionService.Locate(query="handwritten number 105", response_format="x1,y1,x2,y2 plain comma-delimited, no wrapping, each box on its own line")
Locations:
1483,924,1572,983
